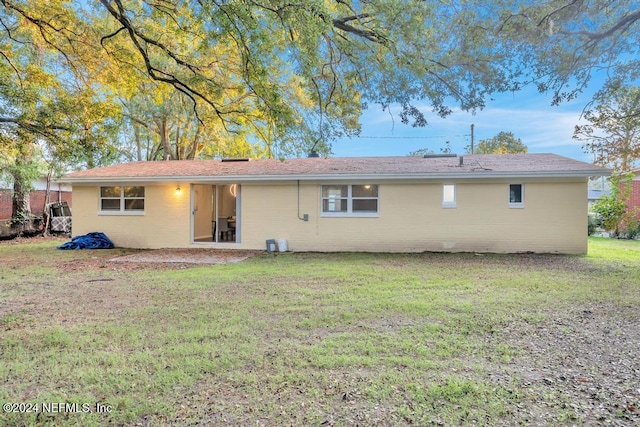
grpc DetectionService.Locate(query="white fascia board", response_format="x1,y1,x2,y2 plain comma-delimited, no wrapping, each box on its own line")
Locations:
61,169,610,185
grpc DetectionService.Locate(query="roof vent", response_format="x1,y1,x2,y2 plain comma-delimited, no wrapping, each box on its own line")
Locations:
308,150,320,158
221,158,250,162
423,153,457,159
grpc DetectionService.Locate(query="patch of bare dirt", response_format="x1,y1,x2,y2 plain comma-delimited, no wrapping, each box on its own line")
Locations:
1,244,260,326
0,234,67,245
109,248,258,265
0,235,260,272
3,279,157,327
54,249,260,273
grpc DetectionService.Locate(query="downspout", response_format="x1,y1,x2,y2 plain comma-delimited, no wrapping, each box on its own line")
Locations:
297,180,309,221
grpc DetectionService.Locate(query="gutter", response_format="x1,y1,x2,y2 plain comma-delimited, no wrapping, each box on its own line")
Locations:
59,169,611,185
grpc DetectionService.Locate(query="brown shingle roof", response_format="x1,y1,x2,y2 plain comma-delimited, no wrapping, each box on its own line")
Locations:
63,154,610,183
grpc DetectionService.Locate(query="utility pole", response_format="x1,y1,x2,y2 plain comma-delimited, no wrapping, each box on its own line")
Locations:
470,124,475,154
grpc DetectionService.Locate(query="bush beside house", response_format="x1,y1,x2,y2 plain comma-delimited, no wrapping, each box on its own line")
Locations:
591,173,640,239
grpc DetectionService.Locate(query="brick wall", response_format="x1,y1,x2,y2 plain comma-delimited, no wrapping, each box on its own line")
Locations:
627,180,640,220
0,190,11,220
0,190,72,220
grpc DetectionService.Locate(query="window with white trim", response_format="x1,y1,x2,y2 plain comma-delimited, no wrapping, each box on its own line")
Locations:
509,184,524,208
100,186,145,213
442,184,456,208
321,184,378,216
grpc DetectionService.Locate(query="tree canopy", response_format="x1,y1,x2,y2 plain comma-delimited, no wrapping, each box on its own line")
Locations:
0,0,639,165
471,131,528,154
574,85,640,172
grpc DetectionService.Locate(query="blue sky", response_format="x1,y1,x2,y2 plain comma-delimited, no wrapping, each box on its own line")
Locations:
331,82,600,162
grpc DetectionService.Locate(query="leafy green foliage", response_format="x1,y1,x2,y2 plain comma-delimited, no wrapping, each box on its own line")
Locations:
2,0,640,165
625,219,640,240
587,214,599,236
592,194,626,236
574,85,640,172
409,141,452,156
469,131,528,154
591,173,634,237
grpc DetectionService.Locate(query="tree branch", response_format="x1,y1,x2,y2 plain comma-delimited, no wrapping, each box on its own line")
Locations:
0,48,24,89
0,117,72,131
100,26,128,47
1,0,84,76
0,117,74,143
332,14,389,44
560,10,640,43
99,0,229,126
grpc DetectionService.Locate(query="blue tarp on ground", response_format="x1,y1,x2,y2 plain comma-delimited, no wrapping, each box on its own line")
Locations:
57,232,114,250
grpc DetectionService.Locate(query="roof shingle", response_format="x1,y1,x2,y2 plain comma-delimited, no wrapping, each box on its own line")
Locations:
63,154,610,182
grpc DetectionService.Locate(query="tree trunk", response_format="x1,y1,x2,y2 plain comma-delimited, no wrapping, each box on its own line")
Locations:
42,169,53,236
158,118,173,160
9,140,37,234
133,123,143,161
188,125,202,160
11,170,31,224
175,124,181,160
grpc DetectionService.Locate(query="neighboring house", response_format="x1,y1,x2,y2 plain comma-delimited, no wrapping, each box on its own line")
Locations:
0,178,72,220
588,188,610,213
62,153,610,254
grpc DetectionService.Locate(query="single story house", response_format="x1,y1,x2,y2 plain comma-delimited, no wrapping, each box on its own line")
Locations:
62,153,610,254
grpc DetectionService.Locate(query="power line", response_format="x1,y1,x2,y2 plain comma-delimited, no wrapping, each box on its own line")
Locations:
345,134,470,139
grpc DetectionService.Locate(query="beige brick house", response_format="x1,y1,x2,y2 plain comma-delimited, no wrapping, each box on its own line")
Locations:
62,154,610,254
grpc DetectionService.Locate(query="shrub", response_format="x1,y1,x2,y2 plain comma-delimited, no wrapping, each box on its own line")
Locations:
587,214,600,236
622,219,640,240
591,173,633,238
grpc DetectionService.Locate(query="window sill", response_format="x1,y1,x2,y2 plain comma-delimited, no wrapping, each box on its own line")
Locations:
321,213,379,218
98,211,145,216
508,204,525,209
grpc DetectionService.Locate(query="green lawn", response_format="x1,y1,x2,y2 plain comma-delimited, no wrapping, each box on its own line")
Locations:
1,238,639,426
